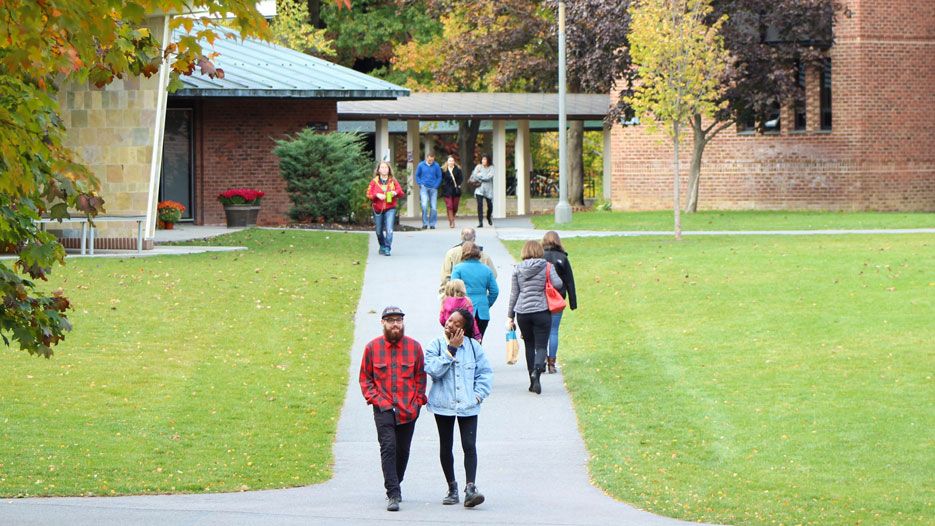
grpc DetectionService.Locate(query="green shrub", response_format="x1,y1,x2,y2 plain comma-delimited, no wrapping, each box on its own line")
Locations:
274,130,372,222
347,176,373,225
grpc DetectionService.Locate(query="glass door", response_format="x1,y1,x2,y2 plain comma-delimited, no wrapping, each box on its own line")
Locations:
160,108,194,220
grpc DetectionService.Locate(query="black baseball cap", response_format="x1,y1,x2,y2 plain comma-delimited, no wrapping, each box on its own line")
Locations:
381,306,405,319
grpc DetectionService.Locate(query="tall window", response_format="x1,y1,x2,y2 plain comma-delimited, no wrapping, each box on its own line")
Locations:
737,113,756,133
160,108,194,220
820,58,832,130
794,61,807,131
763,102,781,134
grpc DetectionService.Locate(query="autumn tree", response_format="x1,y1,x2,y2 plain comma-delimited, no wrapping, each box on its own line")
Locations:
677,0,840,212
393,0,559,187
320,0,439,81
627,0,730,240
573,0,840,213
271,0,334,55
0,0,267,357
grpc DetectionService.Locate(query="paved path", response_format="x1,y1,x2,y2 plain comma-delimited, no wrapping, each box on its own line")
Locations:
4,217,710,525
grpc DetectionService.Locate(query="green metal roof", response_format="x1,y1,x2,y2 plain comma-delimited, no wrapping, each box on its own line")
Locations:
338,120,607,134
172,23,408,99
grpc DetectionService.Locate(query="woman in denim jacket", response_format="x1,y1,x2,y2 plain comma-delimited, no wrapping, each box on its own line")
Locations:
425,308,493,508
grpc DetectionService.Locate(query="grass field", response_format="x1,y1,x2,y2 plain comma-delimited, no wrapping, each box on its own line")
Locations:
530,210,935,232
505,233,935,525
0,229,366,497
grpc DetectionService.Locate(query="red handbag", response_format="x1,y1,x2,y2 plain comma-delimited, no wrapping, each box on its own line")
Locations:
545,263,567,313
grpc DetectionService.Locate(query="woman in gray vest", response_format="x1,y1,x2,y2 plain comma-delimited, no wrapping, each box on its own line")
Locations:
470,154,494,228
507,240,563,394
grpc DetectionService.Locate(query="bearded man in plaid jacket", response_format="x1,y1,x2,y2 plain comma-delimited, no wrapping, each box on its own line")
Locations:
359,306,427,512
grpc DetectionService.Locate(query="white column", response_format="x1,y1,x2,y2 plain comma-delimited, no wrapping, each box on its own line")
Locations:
406,120,420,218
144,15,172,241
423,135,433,158
375,118,389,161
493,120,507,219
515,120,531,215
603,124,612,200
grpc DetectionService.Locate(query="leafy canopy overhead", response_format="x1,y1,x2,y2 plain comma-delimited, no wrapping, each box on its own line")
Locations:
0,0,268,357
392,0,558,92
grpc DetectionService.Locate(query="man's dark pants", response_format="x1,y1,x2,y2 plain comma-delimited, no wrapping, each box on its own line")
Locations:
373,406,417,499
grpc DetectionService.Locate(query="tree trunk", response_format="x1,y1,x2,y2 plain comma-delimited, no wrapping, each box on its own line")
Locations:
685,114,705,214
457,120,481,193
568,120,585,206
307,0,323,29
672,122,682,241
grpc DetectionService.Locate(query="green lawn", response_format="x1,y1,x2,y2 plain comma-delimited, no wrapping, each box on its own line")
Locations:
531,210,935,231
505,234,935,526
0,229,366,496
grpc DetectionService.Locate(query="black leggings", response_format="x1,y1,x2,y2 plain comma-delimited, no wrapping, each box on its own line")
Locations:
476,196,492,225
434,414,478,484
476,318,490,342
517,309,552,375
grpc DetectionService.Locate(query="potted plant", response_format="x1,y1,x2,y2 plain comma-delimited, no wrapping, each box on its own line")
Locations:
157,200,185,229
218,188,265,227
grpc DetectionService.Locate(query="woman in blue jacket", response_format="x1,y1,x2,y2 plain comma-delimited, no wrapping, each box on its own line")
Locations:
425,308,494,508
451,241,499,342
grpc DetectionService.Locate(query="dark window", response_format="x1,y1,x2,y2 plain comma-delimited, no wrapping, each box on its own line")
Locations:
160,108,194,220
794,62,807,131
737,113,756,133
820,58,832,130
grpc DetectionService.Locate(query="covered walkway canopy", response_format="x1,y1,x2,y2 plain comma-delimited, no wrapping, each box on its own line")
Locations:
338,93,612,218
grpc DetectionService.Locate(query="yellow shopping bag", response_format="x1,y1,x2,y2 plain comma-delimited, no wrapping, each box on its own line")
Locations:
505,330,519,365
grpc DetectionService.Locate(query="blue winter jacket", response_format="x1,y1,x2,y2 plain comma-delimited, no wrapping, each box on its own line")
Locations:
451,259,499,321
425,337,493,417
415,160,442,188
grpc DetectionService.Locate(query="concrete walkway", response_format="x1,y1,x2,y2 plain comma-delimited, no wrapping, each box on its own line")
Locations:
3,216,711,526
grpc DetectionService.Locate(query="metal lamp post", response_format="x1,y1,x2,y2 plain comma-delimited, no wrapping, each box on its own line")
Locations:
555,0,572,224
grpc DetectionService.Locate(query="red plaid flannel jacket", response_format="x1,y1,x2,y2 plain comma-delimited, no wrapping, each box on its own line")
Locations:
359,335,427,424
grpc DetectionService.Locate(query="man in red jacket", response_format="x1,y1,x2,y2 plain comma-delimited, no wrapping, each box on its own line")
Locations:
359,306,427,511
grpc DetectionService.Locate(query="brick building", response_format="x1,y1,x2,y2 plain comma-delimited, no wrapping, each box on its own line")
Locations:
166,25,406,227
610,0,935,212
58,19,406,251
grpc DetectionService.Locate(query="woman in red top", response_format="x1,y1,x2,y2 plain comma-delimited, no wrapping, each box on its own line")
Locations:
366,161,404,256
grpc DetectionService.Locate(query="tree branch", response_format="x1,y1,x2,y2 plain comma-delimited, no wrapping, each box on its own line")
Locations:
706,119,734,143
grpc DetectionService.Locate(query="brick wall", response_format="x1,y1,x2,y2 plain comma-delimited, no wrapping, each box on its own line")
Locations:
193,98,338,225
610,0,935,212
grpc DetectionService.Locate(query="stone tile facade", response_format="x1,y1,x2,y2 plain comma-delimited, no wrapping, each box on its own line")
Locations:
58,16,169,249
610,0,935,212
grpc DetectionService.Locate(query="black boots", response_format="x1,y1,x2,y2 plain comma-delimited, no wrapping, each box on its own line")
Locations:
442,481,459,505
386,495,400,511
464,483,485,508
530,366,542,395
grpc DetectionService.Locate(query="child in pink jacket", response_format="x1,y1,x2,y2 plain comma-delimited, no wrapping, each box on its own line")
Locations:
439,279,482,342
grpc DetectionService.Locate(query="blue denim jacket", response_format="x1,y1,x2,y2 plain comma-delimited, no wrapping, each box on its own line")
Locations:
425,336,493,417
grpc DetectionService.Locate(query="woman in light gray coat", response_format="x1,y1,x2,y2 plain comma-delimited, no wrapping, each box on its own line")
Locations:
470,154,494,228
507,240,562,395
